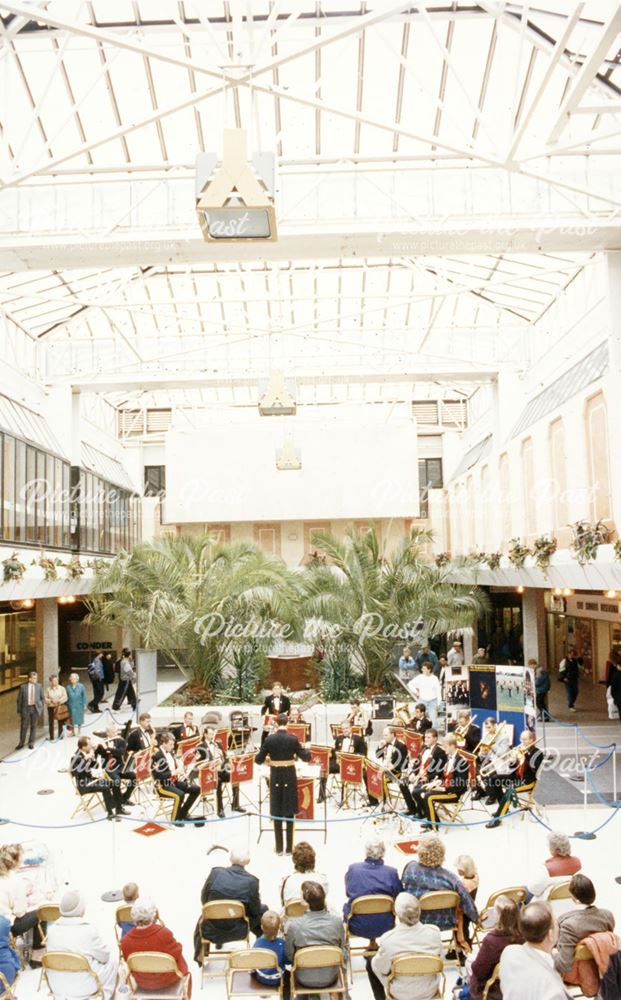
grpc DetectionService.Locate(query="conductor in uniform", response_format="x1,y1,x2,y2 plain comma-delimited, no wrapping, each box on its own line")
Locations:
255,713,310,855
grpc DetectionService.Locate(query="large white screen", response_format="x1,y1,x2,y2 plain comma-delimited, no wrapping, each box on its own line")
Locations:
165,407,419,523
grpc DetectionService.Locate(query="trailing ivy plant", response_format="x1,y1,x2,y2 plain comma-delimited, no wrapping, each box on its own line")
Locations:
35,554,62,581
532,535,557,574
570,520,609,566
434,552,451,568
508,538,531,569
614,539,621,562
485,552,502,571
66,556,85,580
467,550,486,565
2,552,26,583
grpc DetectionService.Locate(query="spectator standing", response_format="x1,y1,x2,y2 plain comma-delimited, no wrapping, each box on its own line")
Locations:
533,660,551,721
45,674,69,740
608,660,621,724
65,672,87,735
408,663,442,726
447,641,464,667
15,670,43,750
398,646,416,682
87,652,105,713
414,645,440,677
112,649,137,710
558,648,580,712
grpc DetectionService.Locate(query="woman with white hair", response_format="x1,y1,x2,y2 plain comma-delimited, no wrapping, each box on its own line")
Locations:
65,673,87,735
121,898,191,996
343,839,402,945
367,892,443,1000
45,889,118,1000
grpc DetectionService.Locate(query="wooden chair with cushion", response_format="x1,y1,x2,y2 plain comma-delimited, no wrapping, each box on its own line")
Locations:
472,886,527,945
290,945,347,999
199,900,250,986
344,895,395,982
125,952,191,1000
418,891,461,964
41,951,106,1000
226,948,284,999
386,953,445,1000
36,903,60,947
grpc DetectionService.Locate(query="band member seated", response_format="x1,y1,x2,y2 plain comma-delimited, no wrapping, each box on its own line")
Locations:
260,683,291,744
317,721,367,804
126,713,156,754
255,713,310,855
411,703,433,736
473,718,511,801
195,726,245,818
151,731,200,826
288,706,306,725
174,711,199,743
414,734,470,830
399,728,447,817
71,735,127,819
486,731,544,829
449,710,481,753
345,700,372,735
368,726,408,806
95,723,135,806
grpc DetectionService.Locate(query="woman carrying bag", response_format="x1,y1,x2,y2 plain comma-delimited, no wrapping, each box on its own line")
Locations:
45,674,70,740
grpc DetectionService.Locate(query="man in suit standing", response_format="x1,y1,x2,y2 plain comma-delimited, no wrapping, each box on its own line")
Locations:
16,670,44,749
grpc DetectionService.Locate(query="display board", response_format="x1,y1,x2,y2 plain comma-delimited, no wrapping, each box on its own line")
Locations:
462,664,533,744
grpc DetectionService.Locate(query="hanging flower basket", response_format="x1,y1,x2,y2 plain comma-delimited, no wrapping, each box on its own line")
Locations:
2,553,26,583
485,552,502,571
532,535,557,574
570,520,609,565
508,538,531,569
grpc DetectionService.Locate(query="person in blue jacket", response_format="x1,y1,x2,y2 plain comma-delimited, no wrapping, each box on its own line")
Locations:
0,914,20,988
343,839,402,945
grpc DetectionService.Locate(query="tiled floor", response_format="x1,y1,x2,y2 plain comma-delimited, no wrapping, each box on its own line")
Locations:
1,705,620,1000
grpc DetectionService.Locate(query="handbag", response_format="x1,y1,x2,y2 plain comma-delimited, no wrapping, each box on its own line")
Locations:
54,703,70,722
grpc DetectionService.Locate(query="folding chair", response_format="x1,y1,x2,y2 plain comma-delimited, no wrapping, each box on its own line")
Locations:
283,899,307,919
69,777,107,821
226,948,284,999
418,891,461,965
126,952,191,1000
199,900,250,986
482,962,500,1000
290,946,347,999
433,752,477,830
472,887,527,945
0,970,19,1000
565,942,598,999
36,903,60,947
344,895,395,982
548,881,573,902
386,953,445,1000
41,951,106,1000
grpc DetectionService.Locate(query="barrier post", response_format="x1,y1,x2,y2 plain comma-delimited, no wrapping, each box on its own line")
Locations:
573,753,597,841
614,750,618,805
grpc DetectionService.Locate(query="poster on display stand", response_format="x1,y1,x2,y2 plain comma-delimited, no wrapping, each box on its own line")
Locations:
443,666,469,726
496,664,525,745
468,664,497,716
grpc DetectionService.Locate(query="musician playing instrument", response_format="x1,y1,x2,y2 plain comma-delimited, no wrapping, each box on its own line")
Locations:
345,700,372,734
367,726,408,806
126,713,157,754
410,703,433,736
151,731,200,825
261,683,291,719
399,727,447,817
94,723,135,806
415,734,470,829
317,722,367,804
195,726,245,818
473,718,513,802
486,730,544,828
177,711,199,742
255,713,310,855
71,735,127,818
448,710,481,753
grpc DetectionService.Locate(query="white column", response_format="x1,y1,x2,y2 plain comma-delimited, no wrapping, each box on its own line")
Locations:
36,598,59,686
522,589,546,666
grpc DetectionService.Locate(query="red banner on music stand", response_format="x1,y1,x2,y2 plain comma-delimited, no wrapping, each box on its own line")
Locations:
309,745,330,777
134,749,151,782
178,736,200,769
214,728,230,753
198,760,218,795
404,730,423,759
263,714,277,729
231,752,254,784
287,724,307,742
365,759,385,800
339,752,364,784
296,777,315,821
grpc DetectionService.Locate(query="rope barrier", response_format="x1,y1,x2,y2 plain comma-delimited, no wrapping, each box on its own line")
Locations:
543,710,617,751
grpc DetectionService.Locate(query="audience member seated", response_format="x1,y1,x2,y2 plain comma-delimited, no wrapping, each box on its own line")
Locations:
343,839,402,945
401,834,478,941
118,883,139,939
527,832,581,902
554,874,616,976
455,854,479,949
0,844,45,964
499,901,568,1000
121,897,192,997
281,842,329,905
366,892,442,1000
252,911,286,989
285,882,345,992
193,846,267,962
0,915,19,990
468,896,523,1000
45,890,118,1000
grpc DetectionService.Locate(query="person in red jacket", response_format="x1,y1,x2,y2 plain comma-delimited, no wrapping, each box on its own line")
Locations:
121,898,192,997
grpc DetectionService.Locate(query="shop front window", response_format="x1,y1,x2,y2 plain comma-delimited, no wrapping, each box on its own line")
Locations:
0,610,36,693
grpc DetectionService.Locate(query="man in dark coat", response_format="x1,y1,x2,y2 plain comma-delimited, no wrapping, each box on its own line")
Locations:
193,846,267,962
16,670,44,749
255,713,310,854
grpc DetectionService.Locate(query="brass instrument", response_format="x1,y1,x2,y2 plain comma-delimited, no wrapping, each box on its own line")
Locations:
453,714,476,749
395,704,413,726
474,720,506,757
479,736,541,778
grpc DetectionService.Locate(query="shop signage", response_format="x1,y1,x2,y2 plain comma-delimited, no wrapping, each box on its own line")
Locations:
68,622,117,653
562,595,620,623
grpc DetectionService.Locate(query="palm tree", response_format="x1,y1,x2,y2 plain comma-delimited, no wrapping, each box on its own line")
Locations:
86,534,299,695
301,526,489,691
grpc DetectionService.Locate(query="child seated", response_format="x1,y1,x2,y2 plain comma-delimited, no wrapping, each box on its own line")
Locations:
455,855,479,947
119,882,140,938
253,910,286,986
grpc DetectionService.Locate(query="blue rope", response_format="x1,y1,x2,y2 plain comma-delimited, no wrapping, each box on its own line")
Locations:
543,710,617,751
